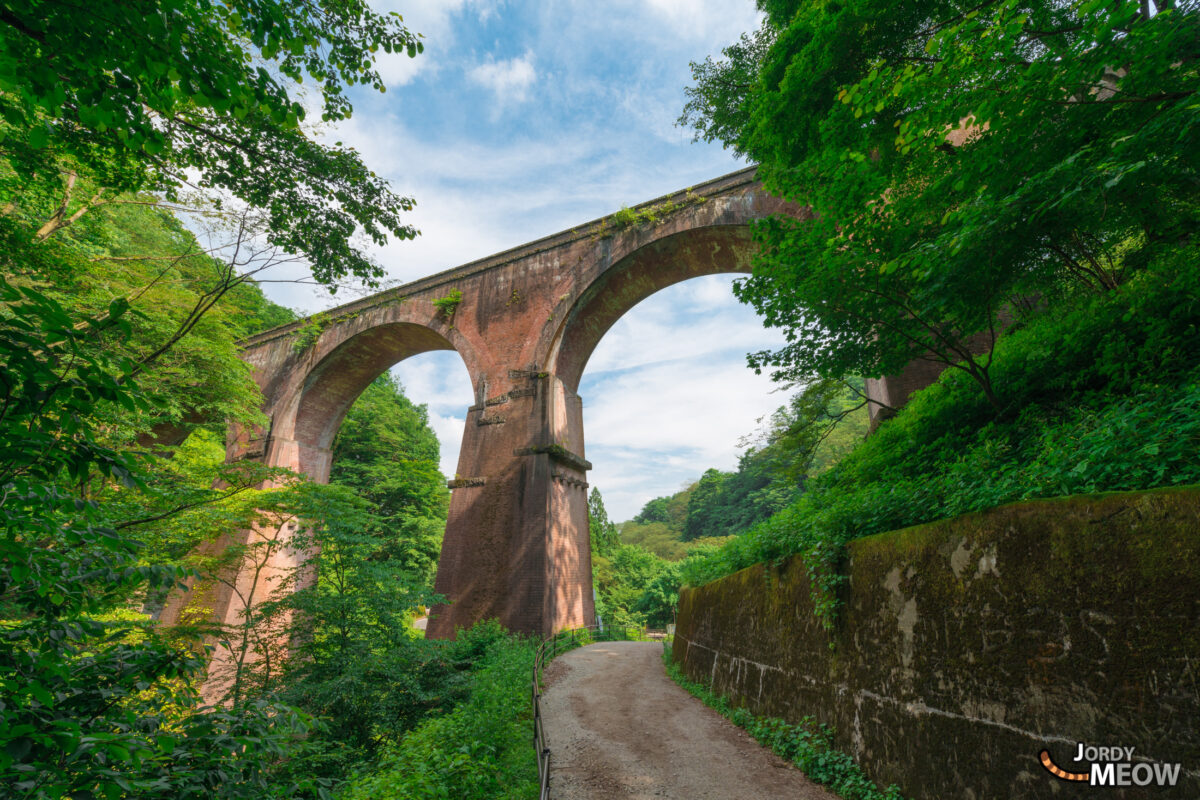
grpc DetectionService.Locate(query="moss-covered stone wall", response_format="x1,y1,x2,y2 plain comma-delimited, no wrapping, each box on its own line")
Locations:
673,486,1200,799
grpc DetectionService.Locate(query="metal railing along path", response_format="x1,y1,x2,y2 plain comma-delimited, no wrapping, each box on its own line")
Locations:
531,625,643,800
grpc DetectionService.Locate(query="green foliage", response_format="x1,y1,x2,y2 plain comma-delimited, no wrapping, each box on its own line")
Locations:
685,0,1199,408
591,491,676,628
588,488,620,555
610,199,679,229
292,313,332,354
0,275,318,799
0,0,423,284
678,1,1200,625
633,562,684,627
602,400,855,625
611,206,641,227
342,625,538,800
329,373,449,589
683,261,1200,624
678,21,775,156
0,203,294,441
627,453,796,547
191,373,455,787
682,465,785,541
664,646,905,800
0,6,518,797
746,378,870,484
604,523,729,626
604,546,672,627
600,189,708,234
620,521,732,561
432,289,464,320
633,490,691,532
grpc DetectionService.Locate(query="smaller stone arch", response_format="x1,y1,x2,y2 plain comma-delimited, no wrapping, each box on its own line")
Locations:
272,322,469,481
163,316,478,700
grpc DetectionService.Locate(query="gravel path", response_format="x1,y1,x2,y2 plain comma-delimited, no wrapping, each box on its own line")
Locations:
539,641,838,800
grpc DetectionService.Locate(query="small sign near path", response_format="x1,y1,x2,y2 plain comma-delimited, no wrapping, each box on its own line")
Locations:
539,641,838,800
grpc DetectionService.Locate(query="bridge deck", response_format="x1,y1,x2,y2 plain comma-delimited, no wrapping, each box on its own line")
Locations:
240,166,758,348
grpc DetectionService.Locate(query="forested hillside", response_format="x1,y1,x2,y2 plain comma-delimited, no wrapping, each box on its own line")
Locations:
677,0,1200,626
624,378,868,554
592,380,869,628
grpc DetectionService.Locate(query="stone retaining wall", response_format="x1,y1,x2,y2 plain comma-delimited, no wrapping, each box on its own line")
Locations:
673,487,1200,799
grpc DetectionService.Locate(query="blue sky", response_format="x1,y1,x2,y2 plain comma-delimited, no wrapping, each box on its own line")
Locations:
259,0,789,520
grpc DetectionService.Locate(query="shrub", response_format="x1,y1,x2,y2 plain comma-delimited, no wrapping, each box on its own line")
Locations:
342,626,538,800
683,259,1200,622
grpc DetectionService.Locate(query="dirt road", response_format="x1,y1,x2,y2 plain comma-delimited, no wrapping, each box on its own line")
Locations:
538,641,837,800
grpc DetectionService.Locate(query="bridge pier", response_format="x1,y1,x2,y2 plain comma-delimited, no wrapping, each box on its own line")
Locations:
428,369,594,638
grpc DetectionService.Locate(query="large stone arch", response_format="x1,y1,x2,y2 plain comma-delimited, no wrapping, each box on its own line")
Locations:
269,322,470,481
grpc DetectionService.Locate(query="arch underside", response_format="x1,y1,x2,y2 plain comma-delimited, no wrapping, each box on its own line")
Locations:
552,225,754,392
290,323,460,478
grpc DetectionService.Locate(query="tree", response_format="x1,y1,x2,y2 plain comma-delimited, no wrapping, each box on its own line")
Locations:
619,521,690,560
632,484,693,534
595,544,671,629
0,199,300,447
683,0,1199,411
633,562,683,628
329,374,449,589
0,279,322,799
745,378,870,487
683,468,731,541
230,482,454,784
633,496,672,526
0,0,424,285
588,488,620,556
0,3,431,791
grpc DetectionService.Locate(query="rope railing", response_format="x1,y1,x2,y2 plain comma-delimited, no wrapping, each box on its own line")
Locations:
531,625,643,800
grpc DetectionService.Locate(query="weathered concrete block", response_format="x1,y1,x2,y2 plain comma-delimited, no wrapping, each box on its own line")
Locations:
674,486,1200,799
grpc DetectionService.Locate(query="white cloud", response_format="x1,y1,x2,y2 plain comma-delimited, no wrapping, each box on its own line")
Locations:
428,411,467,478
389,351,474,479
468,51,537,104
581,276,777,376
583,345,786,521
641,0,763,44
369,0,500,88
578,278,788,520
374,50,428,88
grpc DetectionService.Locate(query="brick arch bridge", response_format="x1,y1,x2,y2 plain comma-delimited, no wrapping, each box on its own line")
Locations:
164,167,939,642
